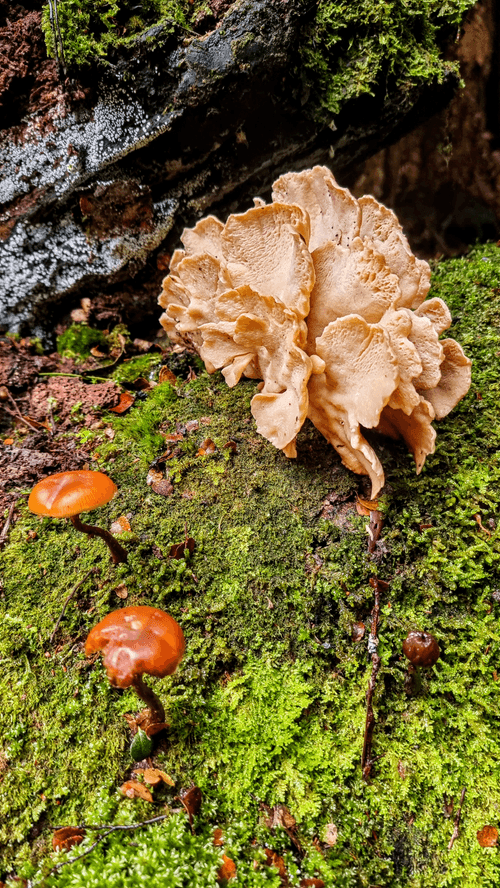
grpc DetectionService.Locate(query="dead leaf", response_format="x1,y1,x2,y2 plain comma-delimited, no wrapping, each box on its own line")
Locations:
197,437,217,456
263,848,288,881
109,392,135,414
169,538,196,559
162,433,183,444
264,804,296,832
397,760,407,780
52,827,86,852
159,366,178,385
185,420,199,432
90,346,108,358
133,339,152,353
146,467,163,484
200,416,212,425
213,828,224,846
217,854,236,883
145,721,170,737
477,825,498,847
356,494,379,516
419,523,433,531
151,478,174,497
223,440,237,454
323,823,338,846
114,583,128,600
475,514,492,537
179,785,202,818
352,622,365,642
104,427,115,440
299,880,325,887
119,781,153,802
109,515,132,535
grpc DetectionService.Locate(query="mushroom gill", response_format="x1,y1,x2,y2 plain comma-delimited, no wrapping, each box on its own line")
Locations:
159,166,472,497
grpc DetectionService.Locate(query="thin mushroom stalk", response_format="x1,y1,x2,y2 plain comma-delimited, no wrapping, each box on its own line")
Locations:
70,514,128,564
131,675,166,724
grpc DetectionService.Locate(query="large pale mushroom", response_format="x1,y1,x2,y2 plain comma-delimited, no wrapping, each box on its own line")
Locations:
158,165,472,495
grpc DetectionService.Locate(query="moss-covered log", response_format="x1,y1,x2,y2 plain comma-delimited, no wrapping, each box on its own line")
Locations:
0,0,475,337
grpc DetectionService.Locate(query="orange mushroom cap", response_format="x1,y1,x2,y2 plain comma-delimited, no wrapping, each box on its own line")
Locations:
85,606,185,688
28,471,117,518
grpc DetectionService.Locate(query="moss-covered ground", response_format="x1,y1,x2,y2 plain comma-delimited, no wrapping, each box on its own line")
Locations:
2,241,500,886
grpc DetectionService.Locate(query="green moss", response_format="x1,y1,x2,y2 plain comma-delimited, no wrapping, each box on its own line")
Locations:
56,325,107,359
3,243,500,885
41,0,207,68
300,0,477,120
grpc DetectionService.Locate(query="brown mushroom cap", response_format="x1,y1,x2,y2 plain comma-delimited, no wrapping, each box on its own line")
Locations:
85,605,185,688
402,631,440,667
28,471,117,518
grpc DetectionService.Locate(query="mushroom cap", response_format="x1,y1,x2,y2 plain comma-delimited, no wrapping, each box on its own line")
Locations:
402,630,440,667
28,471,117,518
85,605,185,688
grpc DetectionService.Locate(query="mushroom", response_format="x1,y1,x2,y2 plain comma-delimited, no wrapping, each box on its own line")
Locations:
28,470,128,564
402,630,440,667
158,165,472,495
85,605,185,724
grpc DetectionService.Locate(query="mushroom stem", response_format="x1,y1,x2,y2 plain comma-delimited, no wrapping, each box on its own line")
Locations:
70,514,128,564
131,675,166,724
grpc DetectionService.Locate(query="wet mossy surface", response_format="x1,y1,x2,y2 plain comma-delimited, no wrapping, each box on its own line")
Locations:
1,242,500,885
40,0,476,121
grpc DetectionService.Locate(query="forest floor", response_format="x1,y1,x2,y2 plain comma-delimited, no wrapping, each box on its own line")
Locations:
1,242,500,887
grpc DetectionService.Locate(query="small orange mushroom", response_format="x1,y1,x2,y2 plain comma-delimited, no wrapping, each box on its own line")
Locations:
28,470,128,564
85,605,185,724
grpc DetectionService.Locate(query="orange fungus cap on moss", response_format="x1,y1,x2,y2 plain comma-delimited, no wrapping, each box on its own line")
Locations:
85,606,186,689
28,471,117,518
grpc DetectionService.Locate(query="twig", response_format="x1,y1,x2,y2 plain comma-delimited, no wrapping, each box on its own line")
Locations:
35,815,171,885
448,787,466,850
3,390,41,432
0,501,17,549
361,577,389,780
49,569,95,642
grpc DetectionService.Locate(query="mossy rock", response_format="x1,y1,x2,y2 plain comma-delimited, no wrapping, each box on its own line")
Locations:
2,243,500,886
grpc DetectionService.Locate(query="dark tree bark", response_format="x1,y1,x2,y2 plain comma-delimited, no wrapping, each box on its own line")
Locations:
0,0,461,338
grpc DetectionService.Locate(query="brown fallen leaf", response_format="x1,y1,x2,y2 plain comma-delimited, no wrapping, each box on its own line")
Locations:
419,523,433,531
179,785,202,818
133,338,153,353
323,823,338,846
109,515,132,535
263,848,288,882
90,346,108,358
217,854,237,883
352,622,365,642
213,828,224,846
169,538,196,559
151,478,174,497
52,827,86,852
185,420,199,432
119,781,153,802
264,803,296,832
114,583,128,600
299,880,325,887
142,768,175,787
356,494,379,516
109,392,135,414
397,760,407,781
197,437,217,456
162,433,183,444
200,416,212,425
477,825,498,847
475,514,492,537
145,721,170,737
223,440,237,454
159,366,178,385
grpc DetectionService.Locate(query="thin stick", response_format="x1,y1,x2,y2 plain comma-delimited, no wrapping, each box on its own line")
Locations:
361,577,389,780
49,569,95,642
3,391,41,432
37,815,170,884
448,787,466,850
0,501,17,549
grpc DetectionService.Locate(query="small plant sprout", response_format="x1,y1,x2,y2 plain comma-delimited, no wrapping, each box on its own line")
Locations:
85,606,185,725
28,470,128,564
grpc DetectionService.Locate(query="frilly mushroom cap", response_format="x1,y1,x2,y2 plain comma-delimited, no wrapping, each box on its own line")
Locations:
402,631,440,667
158,165,472,496
85,606,185,689
28,471,117,518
